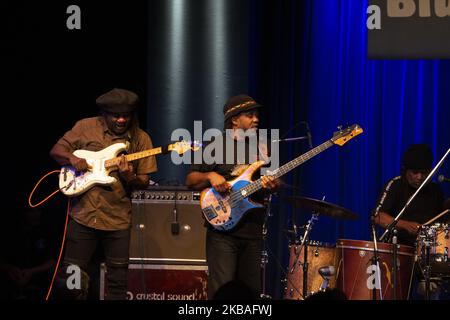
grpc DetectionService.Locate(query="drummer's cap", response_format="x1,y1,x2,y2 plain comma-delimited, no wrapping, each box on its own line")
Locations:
402,144,433,170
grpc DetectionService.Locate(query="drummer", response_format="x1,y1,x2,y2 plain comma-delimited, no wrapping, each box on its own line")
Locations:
372,144,445,247
372,144,448,300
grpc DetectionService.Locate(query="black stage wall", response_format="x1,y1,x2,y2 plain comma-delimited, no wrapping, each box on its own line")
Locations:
3,1,149,299
4,0,149,216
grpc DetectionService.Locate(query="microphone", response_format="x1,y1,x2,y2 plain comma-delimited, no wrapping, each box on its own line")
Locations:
438,175,450,183
318,266,335,292
319,266,336,278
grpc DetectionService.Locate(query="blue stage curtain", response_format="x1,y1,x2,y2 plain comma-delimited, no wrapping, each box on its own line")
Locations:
249,0,450,297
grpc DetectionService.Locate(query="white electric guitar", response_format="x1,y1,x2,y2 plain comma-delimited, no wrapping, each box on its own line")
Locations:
59,141,199,197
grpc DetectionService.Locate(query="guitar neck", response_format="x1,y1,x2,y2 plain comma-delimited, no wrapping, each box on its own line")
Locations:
105,145,169,168
240,140,335,197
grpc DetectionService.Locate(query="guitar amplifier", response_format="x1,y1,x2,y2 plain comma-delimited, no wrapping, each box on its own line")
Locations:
129,186,206,264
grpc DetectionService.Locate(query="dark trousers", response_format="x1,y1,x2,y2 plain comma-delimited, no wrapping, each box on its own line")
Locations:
61,219,130,300
206,229,262,299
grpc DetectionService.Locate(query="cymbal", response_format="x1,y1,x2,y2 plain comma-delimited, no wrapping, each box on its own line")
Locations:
283,196,359,220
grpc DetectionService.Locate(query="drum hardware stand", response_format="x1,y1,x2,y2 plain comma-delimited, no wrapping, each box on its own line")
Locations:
289,201,300,244
261,195,273,299
407,250,417,300
289,212,319,299
392,229,398,300
370,215,383,300
423,235,432,300
416,226,434,300
379,147,450,300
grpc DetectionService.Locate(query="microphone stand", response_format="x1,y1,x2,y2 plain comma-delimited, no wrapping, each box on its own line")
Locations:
272,136,309,143
272,120,313,148
289,212,318,299
370,216,383,300
392,229,398,300
379,147,450,300
260,195,273,299
302,214,319,299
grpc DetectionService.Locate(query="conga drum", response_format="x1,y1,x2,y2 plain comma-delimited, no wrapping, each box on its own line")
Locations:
284,241,337,299
335,239,415,300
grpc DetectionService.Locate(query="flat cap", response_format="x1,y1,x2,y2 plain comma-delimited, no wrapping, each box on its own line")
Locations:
96,88,139,113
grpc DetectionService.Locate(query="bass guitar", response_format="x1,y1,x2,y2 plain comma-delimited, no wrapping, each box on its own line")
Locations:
200,124,363,231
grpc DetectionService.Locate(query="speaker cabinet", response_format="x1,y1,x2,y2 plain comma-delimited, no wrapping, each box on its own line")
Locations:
129,189,206,264
100,263,208,300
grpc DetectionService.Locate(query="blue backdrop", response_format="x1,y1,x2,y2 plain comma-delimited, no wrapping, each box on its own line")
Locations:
247,0,450,297
141,0,450,298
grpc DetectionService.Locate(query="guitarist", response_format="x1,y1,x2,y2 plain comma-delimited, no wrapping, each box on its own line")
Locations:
49,88,157,299
186,94,281,299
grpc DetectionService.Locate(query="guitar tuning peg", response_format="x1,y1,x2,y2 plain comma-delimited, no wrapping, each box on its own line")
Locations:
337,125,342,131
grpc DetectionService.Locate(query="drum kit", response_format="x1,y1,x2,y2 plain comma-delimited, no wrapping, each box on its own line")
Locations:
281,196,450,300
416,218,450,298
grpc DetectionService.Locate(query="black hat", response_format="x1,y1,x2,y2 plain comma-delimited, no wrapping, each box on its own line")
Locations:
96,88,139,113
223,94,262,120
402,144,433,170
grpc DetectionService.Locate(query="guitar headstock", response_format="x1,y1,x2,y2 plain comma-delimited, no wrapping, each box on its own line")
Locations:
331,124,363,146
170,140,202,155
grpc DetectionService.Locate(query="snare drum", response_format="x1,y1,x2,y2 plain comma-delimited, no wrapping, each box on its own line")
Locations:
335,239,415,300
284,242,337,299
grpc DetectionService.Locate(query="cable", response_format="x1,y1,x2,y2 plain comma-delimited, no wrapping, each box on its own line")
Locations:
45,199,71,300
28,170,61,208
27,169,69,299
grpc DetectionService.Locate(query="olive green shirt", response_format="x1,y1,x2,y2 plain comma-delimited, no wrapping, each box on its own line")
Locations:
56,116,157,230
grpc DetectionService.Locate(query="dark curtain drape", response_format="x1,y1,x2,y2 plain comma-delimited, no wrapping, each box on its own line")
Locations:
249,0,450,298
144,0,450,299
147,0,249,184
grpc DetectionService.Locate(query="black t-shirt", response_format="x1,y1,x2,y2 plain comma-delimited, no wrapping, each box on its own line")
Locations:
373,176,444,246
188,132,269,239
